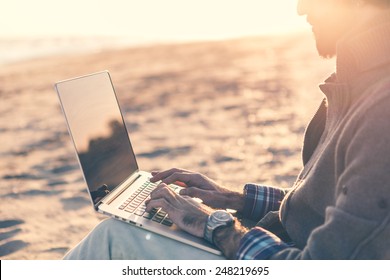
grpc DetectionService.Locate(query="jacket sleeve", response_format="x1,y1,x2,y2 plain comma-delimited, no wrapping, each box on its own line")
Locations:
237,95,390,260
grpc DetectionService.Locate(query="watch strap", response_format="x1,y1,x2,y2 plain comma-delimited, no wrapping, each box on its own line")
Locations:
204,215,214,244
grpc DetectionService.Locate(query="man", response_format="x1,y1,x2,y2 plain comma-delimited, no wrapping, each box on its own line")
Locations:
64,0,390,259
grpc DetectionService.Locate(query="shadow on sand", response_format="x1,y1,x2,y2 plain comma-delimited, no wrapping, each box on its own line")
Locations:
0,219,29,258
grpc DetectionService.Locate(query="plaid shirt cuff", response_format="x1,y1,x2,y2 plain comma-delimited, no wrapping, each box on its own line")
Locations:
242,184,287,221
236,227,289,260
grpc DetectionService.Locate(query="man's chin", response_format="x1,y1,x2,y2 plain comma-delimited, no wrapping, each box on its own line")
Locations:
317,44,336,59
313,33,337,59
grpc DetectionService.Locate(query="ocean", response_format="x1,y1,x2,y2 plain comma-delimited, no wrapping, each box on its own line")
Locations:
0,36,155,66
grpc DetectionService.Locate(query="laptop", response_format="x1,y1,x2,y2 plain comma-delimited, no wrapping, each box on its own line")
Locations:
55,70,221,255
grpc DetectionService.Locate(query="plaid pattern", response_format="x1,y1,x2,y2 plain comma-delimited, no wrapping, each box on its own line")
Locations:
242,184,288,221
236,227,289,259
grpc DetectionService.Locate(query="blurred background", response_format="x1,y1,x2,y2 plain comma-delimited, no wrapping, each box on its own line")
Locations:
0,0,308,64
0,0,334,259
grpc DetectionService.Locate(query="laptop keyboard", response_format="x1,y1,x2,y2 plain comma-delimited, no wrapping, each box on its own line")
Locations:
118,180,174,227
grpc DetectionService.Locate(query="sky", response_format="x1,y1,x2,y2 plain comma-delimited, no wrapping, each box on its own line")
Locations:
1,0,308,41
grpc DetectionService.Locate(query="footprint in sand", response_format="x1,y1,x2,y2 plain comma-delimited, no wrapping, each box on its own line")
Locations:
61,196,90,211
0,219,29,258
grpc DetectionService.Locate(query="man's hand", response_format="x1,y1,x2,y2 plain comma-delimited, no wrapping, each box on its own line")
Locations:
145,182,248,259
145,183,213,238
150,168,245,212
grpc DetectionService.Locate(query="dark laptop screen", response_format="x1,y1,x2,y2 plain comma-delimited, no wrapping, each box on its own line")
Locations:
56,71,138,205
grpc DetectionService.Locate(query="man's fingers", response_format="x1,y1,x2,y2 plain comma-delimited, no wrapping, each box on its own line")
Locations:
150,168,186,183
179,187,208,198
172,181,187,187
150,183,176,201
161,172,194,185
145,198,174,213
145,183,184,215
150,168,216,190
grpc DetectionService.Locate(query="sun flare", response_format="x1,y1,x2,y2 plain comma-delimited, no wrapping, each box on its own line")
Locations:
1,0,306,39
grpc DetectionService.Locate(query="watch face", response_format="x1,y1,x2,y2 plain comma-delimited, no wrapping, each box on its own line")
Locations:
204,210,235,244
212,210,233,222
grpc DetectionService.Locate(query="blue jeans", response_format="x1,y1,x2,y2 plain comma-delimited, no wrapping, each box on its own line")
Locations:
63,218,226,260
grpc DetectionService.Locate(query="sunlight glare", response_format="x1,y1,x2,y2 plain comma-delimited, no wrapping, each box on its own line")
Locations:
1,0,306,39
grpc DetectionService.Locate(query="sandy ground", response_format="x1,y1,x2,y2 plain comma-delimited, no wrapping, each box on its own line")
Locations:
0,33,334,259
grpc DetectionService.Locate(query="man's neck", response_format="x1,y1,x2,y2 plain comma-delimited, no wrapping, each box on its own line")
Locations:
335,8,390,84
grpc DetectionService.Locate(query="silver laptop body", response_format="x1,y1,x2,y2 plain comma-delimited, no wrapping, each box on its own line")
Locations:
55,71,220,255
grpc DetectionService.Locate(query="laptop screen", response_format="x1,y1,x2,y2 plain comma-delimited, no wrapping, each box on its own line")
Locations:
56,71,138,205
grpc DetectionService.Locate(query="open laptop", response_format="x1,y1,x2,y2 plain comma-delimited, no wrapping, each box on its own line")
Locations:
55,70,220,255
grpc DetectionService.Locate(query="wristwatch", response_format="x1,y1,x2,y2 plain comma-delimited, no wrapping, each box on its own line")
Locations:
204,210,235,244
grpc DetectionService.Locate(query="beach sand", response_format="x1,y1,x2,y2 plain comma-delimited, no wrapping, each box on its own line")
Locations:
0,33,334,259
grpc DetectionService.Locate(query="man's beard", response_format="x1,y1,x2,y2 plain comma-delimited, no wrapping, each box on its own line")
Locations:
313,30,338,59
311,16,355,59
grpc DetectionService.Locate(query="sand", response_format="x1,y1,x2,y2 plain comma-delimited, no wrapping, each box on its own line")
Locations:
0,33,334,259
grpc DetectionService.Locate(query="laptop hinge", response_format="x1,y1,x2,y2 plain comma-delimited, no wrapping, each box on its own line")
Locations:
94,201,103,211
